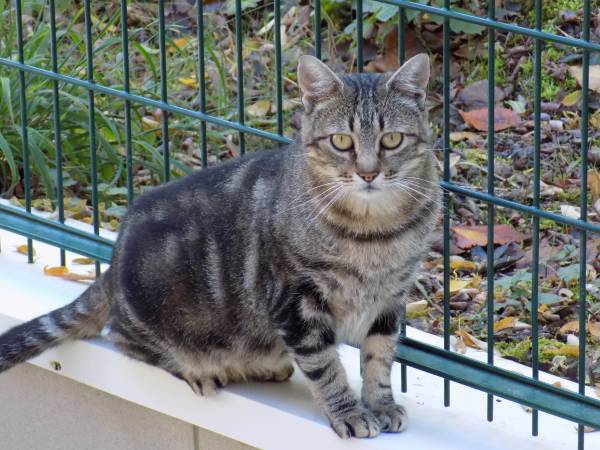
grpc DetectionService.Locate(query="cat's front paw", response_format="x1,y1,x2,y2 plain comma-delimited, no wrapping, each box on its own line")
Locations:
366,402,407,433
329,407,381,439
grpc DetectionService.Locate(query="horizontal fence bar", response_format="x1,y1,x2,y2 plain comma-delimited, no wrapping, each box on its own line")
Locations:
0,204,113,263
376,0,600,52
0,58,292,146
442,181,600,234
396,337,600,430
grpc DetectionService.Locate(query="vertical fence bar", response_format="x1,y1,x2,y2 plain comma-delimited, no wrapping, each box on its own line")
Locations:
197,0,208,168
356,0,363,72
120,0,134,203
15,0,33,263
578,3,590,449
486,0,496,423
83,0,100,276
235,0,246,155
442,0,451,408
158,0,170,181
274,0,283,136
314,0,321,59
398,7,406,65
530,0,542,436
49,0,65,266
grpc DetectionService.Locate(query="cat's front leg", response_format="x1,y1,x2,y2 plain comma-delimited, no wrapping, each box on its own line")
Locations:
274,288,380,439
360,309,408,433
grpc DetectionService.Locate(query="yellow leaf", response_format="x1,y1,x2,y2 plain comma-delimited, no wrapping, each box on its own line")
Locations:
589,321,600,338
494,316,517,333
561,90,582,106
179,77,199,89
406,300,428,314
81,217,93,225
449,255,477,271
141,116,160,130
247,100,271,118
539,304,549,313
16,244,35,257
546,345,579,357
44,266,69,276
552,381,562,388
449,279,471,294
559,320,579,334
72,257,94,265
172,37,189,49
449,131,479,143
455,329,487,350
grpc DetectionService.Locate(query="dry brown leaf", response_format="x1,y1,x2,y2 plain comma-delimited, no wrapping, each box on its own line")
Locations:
559,320,579,334
494,316,517,333
455,329,487,350
449,131,479,143
459,107,521,131
589,321,600,338
552,381,562,388
172,37,190,49
567,65,600,93
452,225,530,249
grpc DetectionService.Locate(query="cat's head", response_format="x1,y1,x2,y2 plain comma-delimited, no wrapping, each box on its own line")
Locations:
297,54,435,225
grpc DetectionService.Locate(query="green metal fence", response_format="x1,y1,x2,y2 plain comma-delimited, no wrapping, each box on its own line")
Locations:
0,1,599,448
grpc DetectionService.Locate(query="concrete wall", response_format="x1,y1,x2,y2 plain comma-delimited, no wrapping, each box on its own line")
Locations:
0,364,255,450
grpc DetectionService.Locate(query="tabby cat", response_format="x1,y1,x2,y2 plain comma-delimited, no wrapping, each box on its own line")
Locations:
0,53,440,439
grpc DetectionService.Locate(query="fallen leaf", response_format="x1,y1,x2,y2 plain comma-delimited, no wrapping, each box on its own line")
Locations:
449,279,471,294
552,381,562,388
456,80,505,111
449,255,478,271
16,244,35,257
172,37,189,49
459,107,521,131
44,266,69,276
449,131,480,143
589,321,600,338
494,316,517,333
561,90,582,106
567,65,600,93
455,329,488,350
43,265,96,282
546,345,579,357
452,225,530,249
179,77,199,89
72,257,95,265
559,320,579,334
589,170,600,203
247,99,271,117
452,335,467,354
406,300,428,314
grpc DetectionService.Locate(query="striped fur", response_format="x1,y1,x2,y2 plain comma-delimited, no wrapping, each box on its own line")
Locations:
0,54,439,439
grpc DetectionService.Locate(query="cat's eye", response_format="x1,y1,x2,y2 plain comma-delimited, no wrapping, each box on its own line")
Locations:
380,132,403,149
330,134,354,151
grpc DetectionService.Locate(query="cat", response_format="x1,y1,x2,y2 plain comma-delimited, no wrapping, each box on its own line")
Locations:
0,53,440,439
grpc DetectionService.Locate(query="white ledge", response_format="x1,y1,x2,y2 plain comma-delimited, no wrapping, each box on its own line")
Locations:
0,217,598,450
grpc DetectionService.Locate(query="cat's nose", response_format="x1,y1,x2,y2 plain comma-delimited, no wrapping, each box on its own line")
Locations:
357,171,380,183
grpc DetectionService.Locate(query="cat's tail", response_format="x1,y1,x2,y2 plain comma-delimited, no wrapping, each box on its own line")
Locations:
0,271,111,374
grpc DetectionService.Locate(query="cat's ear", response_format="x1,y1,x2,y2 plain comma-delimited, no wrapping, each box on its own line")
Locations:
386,53,430,106
297,55,343,113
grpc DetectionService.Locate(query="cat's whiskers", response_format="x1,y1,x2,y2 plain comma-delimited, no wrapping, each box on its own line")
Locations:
388,180,447,213
309,187,348,225
284,182,341,214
